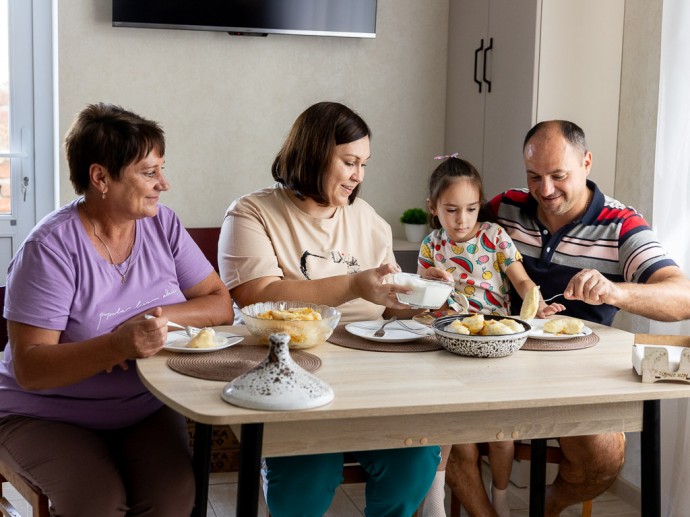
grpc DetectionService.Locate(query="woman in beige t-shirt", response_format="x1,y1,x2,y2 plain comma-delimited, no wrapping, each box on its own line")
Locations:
219,101,440,516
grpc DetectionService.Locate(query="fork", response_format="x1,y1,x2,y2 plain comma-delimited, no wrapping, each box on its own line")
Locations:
144,315,200,337
373,316,398,337
543,293,564,302
396,320,434,336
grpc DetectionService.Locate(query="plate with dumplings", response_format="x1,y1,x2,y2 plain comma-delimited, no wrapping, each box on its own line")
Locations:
163,330,243,353
529,318,591,340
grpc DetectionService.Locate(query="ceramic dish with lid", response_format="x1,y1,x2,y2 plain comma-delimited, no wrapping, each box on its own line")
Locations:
392,272,454,310
432,314,531,358
241,301,341,350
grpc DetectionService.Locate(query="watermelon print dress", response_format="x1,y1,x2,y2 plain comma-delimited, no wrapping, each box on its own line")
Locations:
418,222,522,315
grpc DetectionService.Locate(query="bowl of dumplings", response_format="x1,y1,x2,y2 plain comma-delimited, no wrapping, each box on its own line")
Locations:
241,301,341,350
432,313,532,358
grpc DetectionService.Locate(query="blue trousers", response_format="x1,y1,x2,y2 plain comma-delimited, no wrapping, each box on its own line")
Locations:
264,446,441,517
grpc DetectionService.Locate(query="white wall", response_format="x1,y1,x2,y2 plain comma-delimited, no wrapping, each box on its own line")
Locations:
57,0,449,236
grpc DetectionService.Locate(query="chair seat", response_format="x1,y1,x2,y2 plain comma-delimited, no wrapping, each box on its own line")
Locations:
0,461,49,517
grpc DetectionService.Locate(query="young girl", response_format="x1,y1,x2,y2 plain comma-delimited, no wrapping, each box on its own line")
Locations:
418,156,564,517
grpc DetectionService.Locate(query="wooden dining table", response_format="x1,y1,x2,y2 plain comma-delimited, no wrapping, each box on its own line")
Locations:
137,322,690,517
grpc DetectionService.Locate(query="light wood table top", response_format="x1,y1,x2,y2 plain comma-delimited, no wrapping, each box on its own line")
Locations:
137,322,690,457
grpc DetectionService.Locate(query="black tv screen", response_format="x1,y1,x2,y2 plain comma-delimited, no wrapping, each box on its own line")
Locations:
112,0,377,38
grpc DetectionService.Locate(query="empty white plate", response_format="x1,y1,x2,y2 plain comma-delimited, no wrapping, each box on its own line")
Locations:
345,320,433,343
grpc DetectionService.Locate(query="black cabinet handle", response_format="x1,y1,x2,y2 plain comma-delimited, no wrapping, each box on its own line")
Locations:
483,37,493,93
474,38,484,93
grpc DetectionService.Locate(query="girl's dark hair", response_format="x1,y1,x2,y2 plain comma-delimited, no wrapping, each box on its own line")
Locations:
65,103,165,195
271,101,371,205
427,157,495,230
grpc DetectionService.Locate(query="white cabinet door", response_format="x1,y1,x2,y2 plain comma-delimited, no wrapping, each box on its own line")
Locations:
445,0,489,170
481,0,539,198
445,0,539,198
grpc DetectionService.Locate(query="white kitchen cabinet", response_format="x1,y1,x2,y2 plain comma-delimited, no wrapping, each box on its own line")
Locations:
445,0,624,198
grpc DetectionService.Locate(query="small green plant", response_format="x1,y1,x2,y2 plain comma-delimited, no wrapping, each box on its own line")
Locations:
400,208,428,225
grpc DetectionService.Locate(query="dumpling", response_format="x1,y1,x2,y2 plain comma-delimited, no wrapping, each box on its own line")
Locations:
187,328,216,348
520,285,541,321
461,313,485,334
445,319,470,334
480,320,513,336
498,318,525,333
543,317,584,335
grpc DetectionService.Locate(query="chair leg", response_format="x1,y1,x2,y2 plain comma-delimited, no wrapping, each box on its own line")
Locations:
449,490,461,517
581,499,593,517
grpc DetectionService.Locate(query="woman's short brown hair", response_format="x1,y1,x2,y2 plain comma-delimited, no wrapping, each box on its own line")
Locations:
65,103,166,195
271,101,371,205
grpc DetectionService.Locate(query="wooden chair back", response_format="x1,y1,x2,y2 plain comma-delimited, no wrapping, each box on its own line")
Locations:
0,285,7,352
187,227,221,272
0,285,51,516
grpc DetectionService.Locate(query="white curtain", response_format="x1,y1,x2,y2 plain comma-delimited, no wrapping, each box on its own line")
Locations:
651,1,690,514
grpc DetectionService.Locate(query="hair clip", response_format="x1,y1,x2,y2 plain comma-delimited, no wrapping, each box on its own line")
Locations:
434,152,459,160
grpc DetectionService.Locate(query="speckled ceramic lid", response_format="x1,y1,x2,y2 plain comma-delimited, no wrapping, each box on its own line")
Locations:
221,333,334,411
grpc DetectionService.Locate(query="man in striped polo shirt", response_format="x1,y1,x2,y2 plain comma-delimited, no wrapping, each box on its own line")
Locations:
446,120,690,516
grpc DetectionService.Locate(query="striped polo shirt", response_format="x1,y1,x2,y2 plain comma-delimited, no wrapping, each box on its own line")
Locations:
488,180,676,325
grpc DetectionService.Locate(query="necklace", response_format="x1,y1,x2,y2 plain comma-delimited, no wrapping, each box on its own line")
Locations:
83,206,136,285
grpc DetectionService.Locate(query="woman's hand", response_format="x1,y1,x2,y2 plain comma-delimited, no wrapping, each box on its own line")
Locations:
351,263,411,309
109,307,168,369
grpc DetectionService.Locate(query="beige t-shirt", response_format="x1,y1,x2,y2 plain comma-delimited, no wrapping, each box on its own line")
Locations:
219,184,396,322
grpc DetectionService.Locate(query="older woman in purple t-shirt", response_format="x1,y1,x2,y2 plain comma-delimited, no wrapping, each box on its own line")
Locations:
0,103,233,516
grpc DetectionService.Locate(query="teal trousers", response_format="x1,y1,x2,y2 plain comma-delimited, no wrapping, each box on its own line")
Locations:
264,446,441,517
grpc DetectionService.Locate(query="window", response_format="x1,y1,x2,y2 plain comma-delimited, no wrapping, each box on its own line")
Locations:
0,0,56,284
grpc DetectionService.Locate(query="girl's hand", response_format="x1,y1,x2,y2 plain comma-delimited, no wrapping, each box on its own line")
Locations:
420,266,453,283
536,302,566,319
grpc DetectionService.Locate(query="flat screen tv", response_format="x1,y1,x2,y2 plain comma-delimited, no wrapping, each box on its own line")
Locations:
112,0,377,38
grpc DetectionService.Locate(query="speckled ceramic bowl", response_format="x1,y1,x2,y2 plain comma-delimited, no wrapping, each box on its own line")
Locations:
241,301,341,350
432,314,531,358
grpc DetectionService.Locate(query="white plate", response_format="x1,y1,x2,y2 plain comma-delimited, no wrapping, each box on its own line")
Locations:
163,331,243,353
345,320,434,343
528,319,592,341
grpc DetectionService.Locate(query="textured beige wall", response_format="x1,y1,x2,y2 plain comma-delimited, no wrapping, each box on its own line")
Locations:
57,1,449,236
613,0,663,336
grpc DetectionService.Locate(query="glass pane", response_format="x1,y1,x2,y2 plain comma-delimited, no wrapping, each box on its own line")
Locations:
0,0,10,215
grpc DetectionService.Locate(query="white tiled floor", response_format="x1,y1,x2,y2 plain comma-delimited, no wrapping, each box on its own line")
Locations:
1,468,639,516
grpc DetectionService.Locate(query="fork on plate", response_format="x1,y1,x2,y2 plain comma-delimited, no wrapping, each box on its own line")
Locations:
144,315,200,337
373,316,398,337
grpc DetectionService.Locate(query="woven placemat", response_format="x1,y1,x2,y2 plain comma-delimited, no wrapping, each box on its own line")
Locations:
166,345,322,381
522,332,600,351
327,325,442,353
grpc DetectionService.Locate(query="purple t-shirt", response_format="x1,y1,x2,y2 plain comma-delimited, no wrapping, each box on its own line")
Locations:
0,199,213,429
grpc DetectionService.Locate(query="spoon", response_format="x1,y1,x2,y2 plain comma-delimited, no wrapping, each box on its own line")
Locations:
144,315,199,337
450,292,470,313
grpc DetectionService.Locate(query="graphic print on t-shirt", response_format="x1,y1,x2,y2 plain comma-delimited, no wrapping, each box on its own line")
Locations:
419,223,518,315
300,250,361,280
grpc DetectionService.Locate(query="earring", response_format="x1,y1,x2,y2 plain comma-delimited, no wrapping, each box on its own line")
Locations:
102,191,106,200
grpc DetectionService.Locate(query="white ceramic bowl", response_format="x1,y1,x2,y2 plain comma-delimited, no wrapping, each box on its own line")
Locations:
392,272,454,310
432,314,531,358
241,301,341,350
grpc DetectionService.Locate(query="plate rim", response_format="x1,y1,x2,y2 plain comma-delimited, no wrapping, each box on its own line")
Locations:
344,320,432,343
